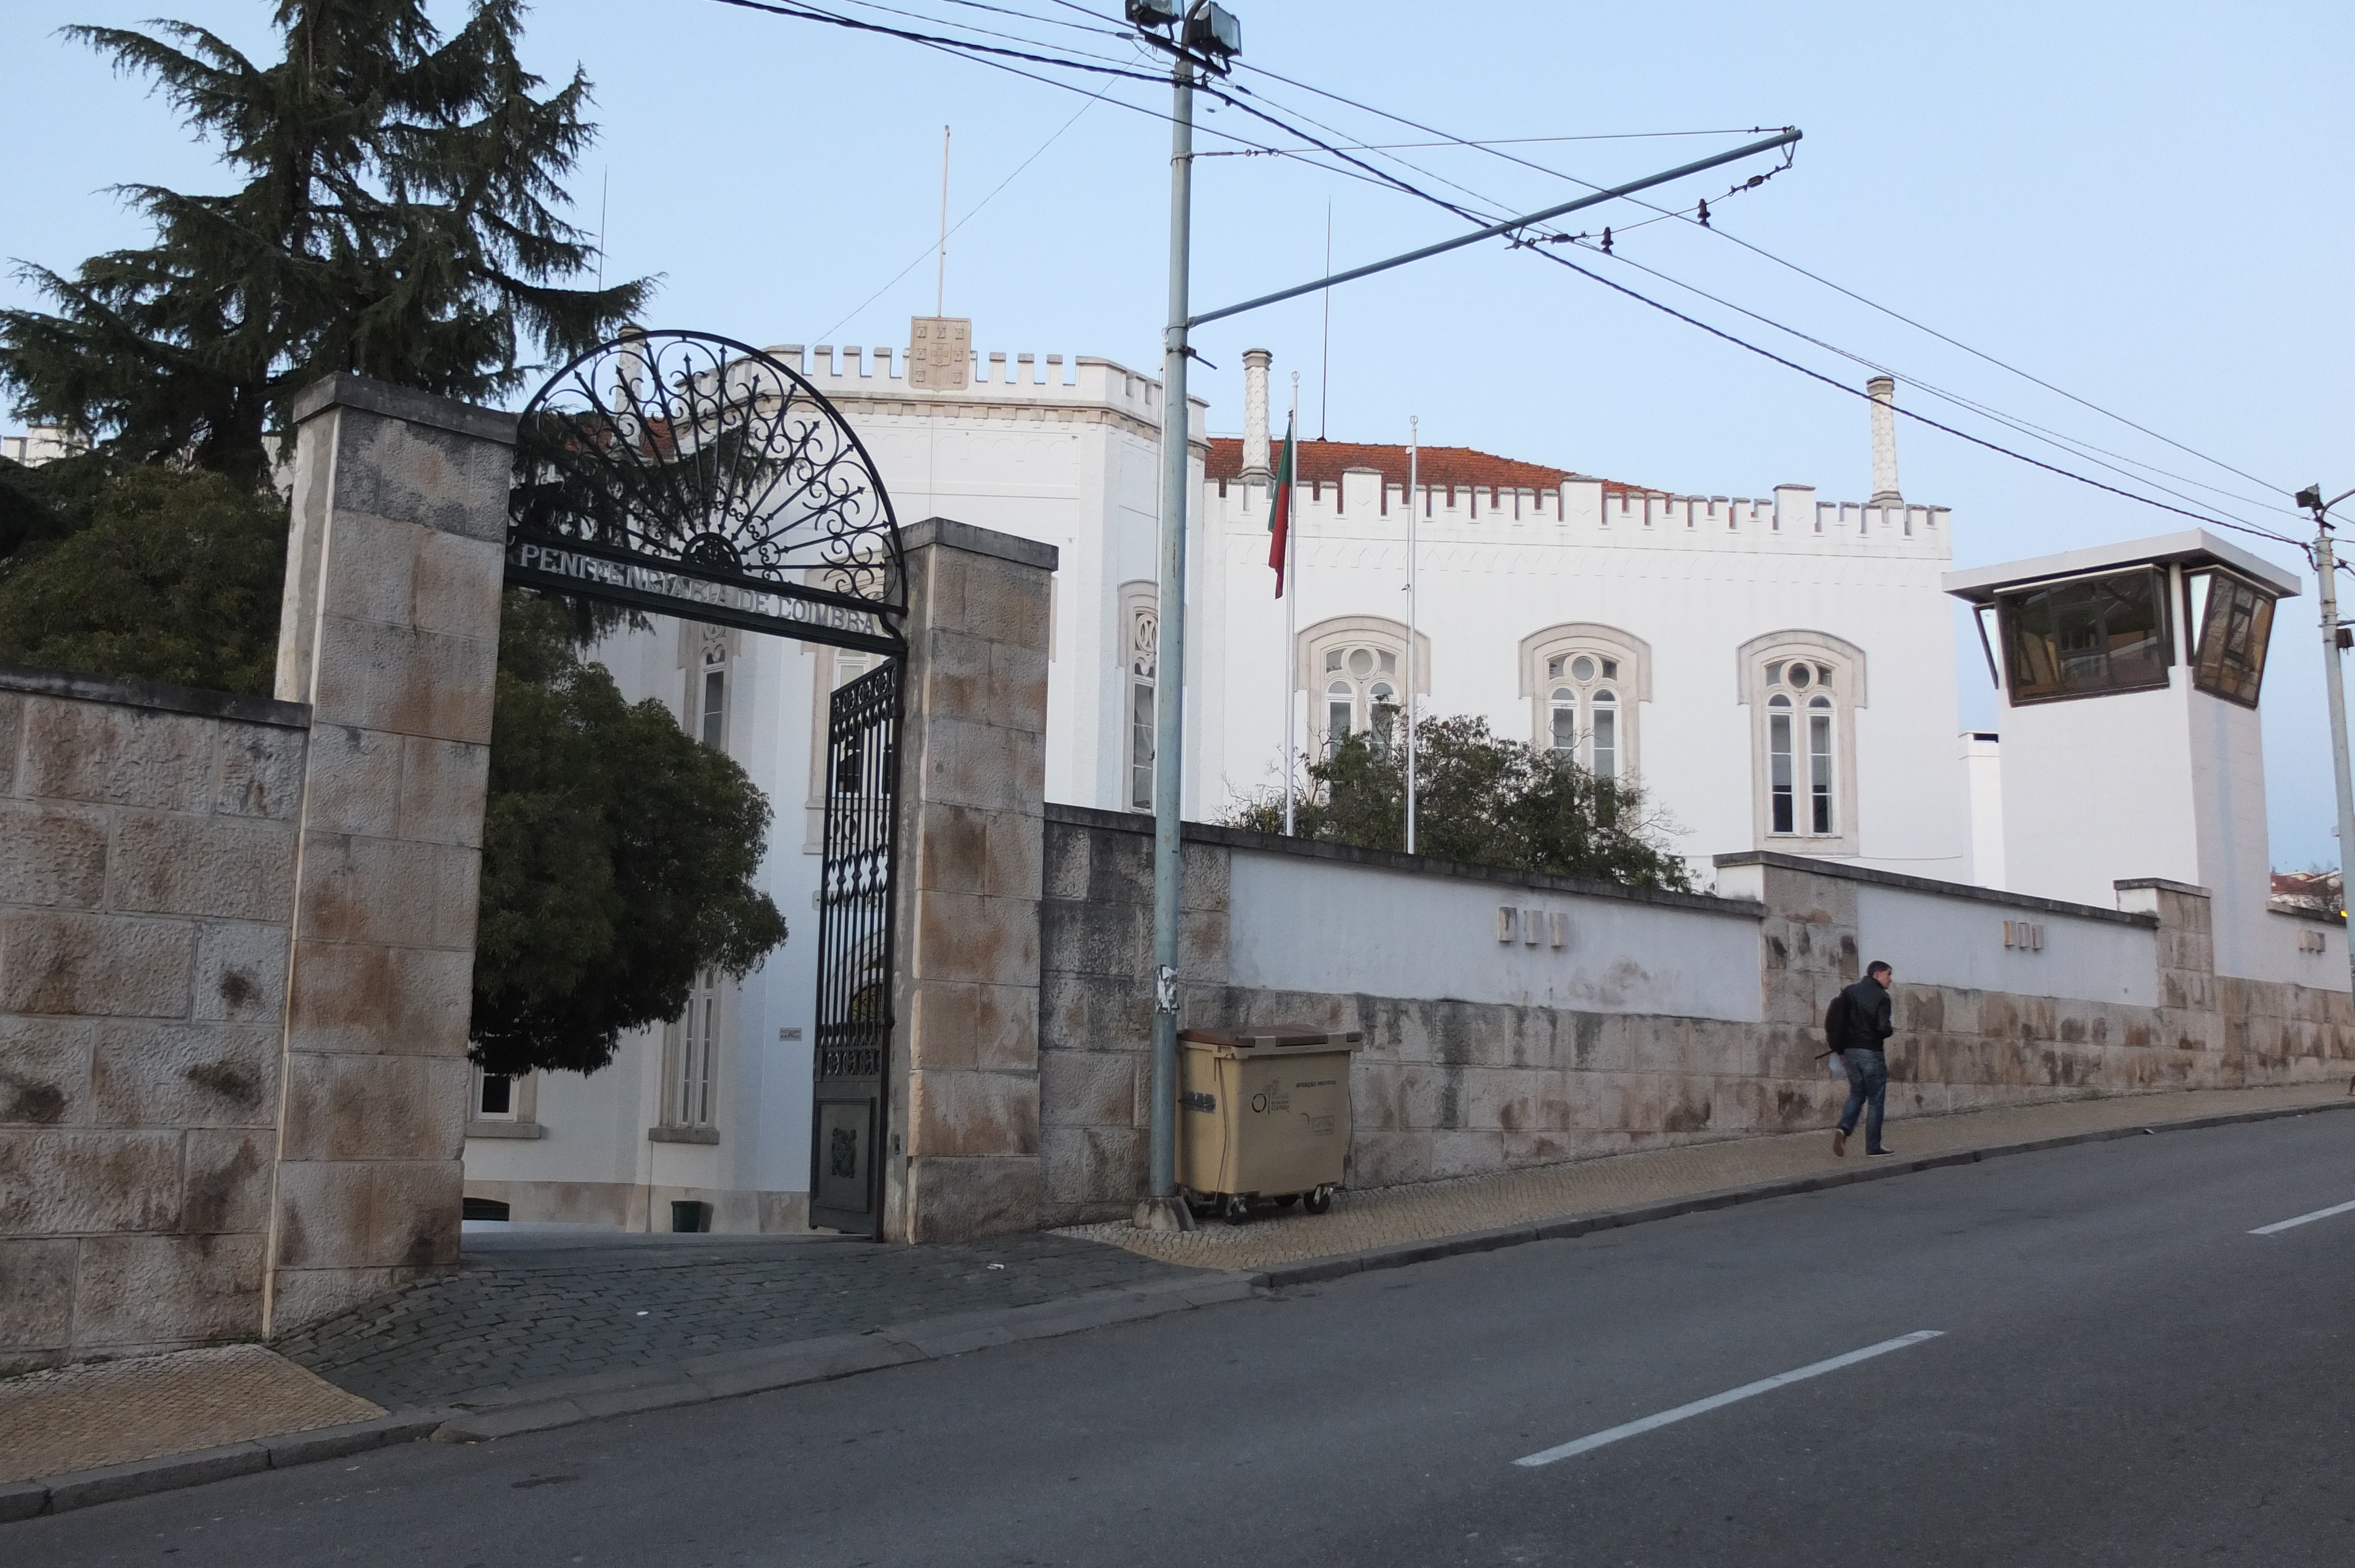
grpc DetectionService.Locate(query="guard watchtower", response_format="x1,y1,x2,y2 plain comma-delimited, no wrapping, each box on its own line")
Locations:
1945,531,2299,975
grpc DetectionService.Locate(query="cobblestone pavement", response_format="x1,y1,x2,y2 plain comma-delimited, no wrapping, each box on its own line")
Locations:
277,1230,1193,1410
0,1346,381,1484
1062,1081,2355,1273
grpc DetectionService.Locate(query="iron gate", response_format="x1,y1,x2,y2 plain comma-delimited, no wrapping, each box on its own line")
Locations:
506,329,909,1241
808,659,901,1234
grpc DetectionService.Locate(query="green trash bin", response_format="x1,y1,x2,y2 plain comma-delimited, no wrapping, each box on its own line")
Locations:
1176,1026,1362,1224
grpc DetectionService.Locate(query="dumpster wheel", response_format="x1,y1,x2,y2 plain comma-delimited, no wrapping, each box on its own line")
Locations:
1221,1194,1252,1225
1302,1185,1334,1215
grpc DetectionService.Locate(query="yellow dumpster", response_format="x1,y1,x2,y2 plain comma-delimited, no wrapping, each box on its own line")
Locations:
1176,1026,1363,1224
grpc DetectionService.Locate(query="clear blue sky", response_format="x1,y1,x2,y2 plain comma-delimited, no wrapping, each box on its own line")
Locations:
5,1,2351,868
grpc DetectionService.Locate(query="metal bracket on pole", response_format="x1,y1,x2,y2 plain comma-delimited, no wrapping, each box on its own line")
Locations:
1187,129,1800,330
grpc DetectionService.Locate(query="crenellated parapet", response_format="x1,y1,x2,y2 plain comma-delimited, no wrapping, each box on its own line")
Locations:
764,342,1207,445
1203,469,1951,558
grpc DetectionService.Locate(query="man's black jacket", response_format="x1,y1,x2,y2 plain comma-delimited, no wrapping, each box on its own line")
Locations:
1826,976,1895,1054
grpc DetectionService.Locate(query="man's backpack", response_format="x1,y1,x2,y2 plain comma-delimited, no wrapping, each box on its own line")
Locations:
1822,991,1850,1056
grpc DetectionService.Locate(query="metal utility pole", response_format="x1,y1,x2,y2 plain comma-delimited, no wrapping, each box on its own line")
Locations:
1116,11,1781,1223
1135,0,1238,1230
2297,484,2355,1011
1405,416,1418,854
1283,369,1300,838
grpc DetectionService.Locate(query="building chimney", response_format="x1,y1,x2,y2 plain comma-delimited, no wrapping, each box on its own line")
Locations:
1868,376,1901,505
1241,348,1272,479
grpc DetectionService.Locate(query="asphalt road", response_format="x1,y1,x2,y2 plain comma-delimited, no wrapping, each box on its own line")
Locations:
21,1112,2355,1566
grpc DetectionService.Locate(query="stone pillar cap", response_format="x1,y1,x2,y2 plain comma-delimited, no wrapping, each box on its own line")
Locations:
289,371,519,447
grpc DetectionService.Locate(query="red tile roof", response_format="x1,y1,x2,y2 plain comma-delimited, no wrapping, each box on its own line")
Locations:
1205,437,1645,497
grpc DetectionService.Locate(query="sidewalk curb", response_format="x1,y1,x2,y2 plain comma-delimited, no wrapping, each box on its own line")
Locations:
4,1410,449,1523
9,1095,2346,1523
1253,1096,2355,1289
426,1271,1265,1443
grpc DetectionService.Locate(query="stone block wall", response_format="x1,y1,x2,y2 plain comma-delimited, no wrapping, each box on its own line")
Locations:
887,518,1059,1242
1036,815,2355,1227
267,375,513,1330
0,667,309,1373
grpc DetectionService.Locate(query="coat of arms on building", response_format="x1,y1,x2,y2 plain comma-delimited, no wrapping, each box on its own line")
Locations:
908,315,971,391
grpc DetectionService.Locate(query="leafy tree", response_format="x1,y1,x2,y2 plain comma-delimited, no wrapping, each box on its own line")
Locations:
471,595,788,1077
0,5,781,1075
0,469,788,1074
1229,715,1695,892
0,1,649,487
0,463,285,693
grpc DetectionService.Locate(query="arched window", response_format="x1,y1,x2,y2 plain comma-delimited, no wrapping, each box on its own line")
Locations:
1740,633,1866,853
1523,626,1648,779
686,624,736,752
1298,617,1429,755
1325,642,1399,749
1119,582,1159,810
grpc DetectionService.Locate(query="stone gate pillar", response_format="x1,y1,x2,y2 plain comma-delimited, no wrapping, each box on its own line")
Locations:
885,517,1058,1243
264,375,514,1331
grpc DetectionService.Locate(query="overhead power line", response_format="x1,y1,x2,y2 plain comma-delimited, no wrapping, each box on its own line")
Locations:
705,0,2307,556
1521,244,2308,553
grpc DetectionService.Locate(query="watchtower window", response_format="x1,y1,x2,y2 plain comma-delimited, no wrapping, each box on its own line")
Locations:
1998,568,2172,703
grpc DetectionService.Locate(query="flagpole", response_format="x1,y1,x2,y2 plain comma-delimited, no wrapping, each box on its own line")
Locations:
1283,371,1300,836
1405,415,1418,855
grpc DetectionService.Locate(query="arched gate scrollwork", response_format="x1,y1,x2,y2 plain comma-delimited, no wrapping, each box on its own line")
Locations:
505,329,906,1237
508,329,905,655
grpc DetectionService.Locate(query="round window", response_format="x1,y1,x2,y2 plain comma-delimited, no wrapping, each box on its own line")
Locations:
1348,648,1374,676
1788,665,1812,689
1570,655,1596,682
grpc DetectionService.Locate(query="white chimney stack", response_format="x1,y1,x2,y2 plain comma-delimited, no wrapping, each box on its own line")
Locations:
1868,376,1901,505
1241,348,1272,479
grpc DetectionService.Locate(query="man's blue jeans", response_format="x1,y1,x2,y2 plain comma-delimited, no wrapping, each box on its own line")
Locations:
1837,1048,1888,1151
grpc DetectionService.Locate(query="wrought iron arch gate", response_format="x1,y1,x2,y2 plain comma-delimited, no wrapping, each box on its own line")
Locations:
506,330,904,1237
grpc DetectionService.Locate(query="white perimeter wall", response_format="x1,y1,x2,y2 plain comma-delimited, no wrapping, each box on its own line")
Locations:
2231,912,2350,987
1225,850,1763,1021
1852,883,2158,1007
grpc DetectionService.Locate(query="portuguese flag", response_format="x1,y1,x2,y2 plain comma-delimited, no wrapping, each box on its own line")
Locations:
1266,415,1296,597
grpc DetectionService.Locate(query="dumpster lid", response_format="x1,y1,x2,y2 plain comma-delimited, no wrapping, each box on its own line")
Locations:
1179,1026,1363,1048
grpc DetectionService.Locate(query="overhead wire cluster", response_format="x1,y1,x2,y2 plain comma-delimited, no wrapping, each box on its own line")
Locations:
701,0,2324,566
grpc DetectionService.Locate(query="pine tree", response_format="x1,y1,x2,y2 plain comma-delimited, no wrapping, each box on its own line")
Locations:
0,1,649,486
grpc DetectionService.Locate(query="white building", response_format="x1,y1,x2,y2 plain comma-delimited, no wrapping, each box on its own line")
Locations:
459,331,2001,1231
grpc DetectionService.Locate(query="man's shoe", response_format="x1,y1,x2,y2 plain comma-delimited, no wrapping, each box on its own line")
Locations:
1831,1129,1847,1158
1866,1147,1894,1157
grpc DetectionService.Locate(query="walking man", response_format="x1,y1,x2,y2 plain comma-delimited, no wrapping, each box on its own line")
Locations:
1827,960,1896,1157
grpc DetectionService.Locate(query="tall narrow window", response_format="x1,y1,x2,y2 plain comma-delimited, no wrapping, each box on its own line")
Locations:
1127,599,1157,810
1768,694,1795,833
700,669,725,747
1326,682,1354,751
692,627,731,752
1369,680,1398,750
1549,687,1577,754
1808,697,1835,833
1747,637,1859,850
1590,690,1617,779
1129,682,1155,810
673,968,719,1129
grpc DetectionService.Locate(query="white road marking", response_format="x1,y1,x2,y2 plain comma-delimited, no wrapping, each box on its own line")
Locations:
1512,1331,1945,1469
2250,1198,2355,1236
